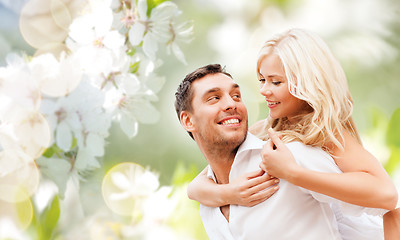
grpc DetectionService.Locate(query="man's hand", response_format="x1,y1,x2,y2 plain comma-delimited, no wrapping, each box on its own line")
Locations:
259,128,299,180
227,169,279,207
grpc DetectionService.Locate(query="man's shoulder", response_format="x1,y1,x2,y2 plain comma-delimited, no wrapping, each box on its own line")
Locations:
237,132,265,153
286,141,329,156
285,141,340,173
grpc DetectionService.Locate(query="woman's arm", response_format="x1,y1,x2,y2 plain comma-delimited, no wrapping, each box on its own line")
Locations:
260,128,398,210
383,208,400,239
187,166,280,207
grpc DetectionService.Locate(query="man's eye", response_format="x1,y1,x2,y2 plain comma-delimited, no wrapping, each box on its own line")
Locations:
208,96,219,102
232,94,241,99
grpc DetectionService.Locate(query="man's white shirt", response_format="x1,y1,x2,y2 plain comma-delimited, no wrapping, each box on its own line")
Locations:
200,133,385,240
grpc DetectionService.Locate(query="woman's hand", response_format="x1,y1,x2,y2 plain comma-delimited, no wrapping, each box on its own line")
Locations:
188,166,279,207
259,128,300,180
226,169,279,207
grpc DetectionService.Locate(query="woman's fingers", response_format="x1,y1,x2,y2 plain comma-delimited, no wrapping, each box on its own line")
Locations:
245,169,266,179
268,128,284,148
244,184,280,207
249,177,279,194
246,173,274,187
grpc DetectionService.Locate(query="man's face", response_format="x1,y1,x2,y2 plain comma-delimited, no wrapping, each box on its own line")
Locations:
183,73,248,149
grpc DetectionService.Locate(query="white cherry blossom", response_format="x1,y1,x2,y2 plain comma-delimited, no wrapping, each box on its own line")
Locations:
127,0,189,61
29,52,82,97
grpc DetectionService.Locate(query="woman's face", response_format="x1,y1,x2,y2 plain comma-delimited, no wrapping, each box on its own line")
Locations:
258,54,309,122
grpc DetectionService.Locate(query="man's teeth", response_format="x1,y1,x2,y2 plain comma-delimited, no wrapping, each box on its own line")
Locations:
222,119,239,125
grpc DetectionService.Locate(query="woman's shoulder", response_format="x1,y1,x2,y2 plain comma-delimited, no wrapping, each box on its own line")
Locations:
249,119,268,139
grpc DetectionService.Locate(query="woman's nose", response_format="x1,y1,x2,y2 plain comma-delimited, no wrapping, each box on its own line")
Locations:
260,84,272,96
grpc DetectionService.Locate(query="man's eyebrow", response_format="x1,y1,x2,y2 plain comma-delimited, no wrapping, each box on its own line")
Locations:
202,84,240,98
204,87,220,94
201,87,221,98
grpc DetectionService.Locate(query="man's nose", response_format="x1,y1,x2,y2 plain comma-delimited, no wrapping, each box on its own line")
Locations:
222,97,237,111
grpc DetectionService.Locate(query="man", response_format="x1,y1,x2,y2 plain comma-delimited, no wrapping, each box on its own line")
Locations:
174,64,381,239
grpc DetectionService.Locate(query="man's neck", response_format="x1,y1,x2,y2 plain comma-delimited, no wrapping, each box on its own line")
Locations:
204,147,238,184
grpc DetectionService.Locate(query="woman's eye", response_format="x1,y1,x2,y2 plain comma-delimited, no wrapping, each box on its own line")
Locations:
272,81,282,86
259,78,266,83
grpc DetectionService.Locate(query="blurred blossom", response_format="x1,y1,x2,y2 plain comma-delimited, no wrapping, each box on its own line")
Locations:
109,170,159,200
86,214,123,240
40,97,81,152
0,149,40,203
33,180,58,213
29,52,82,97
121,223,181,240
67,0,126,77
208,17,249,63
40,80,110,172
142,186,177,223
166,21,194,65
0,54,41,112
126,0,192,63
195,0,261,16
102,163,160,216
7,111,51,159
0,218,30,240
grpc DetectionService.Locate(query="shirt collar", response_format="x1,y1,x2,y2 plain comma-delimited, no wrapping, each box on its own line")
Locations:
206,132,264,181
237,132,264,154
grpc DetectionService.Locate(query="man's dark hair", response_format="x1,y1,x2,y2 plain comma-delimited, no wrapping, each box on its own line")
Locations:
175,64,232,139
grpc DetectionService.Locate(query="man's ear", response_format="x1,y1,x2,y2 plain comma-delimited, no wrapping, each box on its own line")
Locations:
180,111,195,133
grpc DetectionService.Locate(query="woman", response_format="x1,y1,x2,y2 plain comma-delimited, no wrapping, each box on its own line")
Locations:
188,28,398,239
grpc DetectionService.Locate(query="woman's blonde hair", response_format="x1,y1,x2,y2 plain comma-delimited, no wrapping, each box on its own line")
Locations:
253,28,361,152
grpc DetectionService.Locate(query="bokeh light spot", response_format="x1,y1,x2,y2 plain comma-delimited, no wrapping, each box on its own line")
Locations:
0,149,40,203
19,0,70,50
0,196,33,231
102,162,159,217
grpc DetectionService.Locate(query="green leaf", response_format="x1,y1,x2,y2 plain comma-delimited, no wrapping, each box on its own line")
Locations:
71,137,78,149
386,108,400,148
38,195,60,240
369,107,388,130
129,61,140,74
127,48,136,56
42,144,65,158
147,0,168,15
171,162,199,186
385,146,400,175
42,147,55,158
